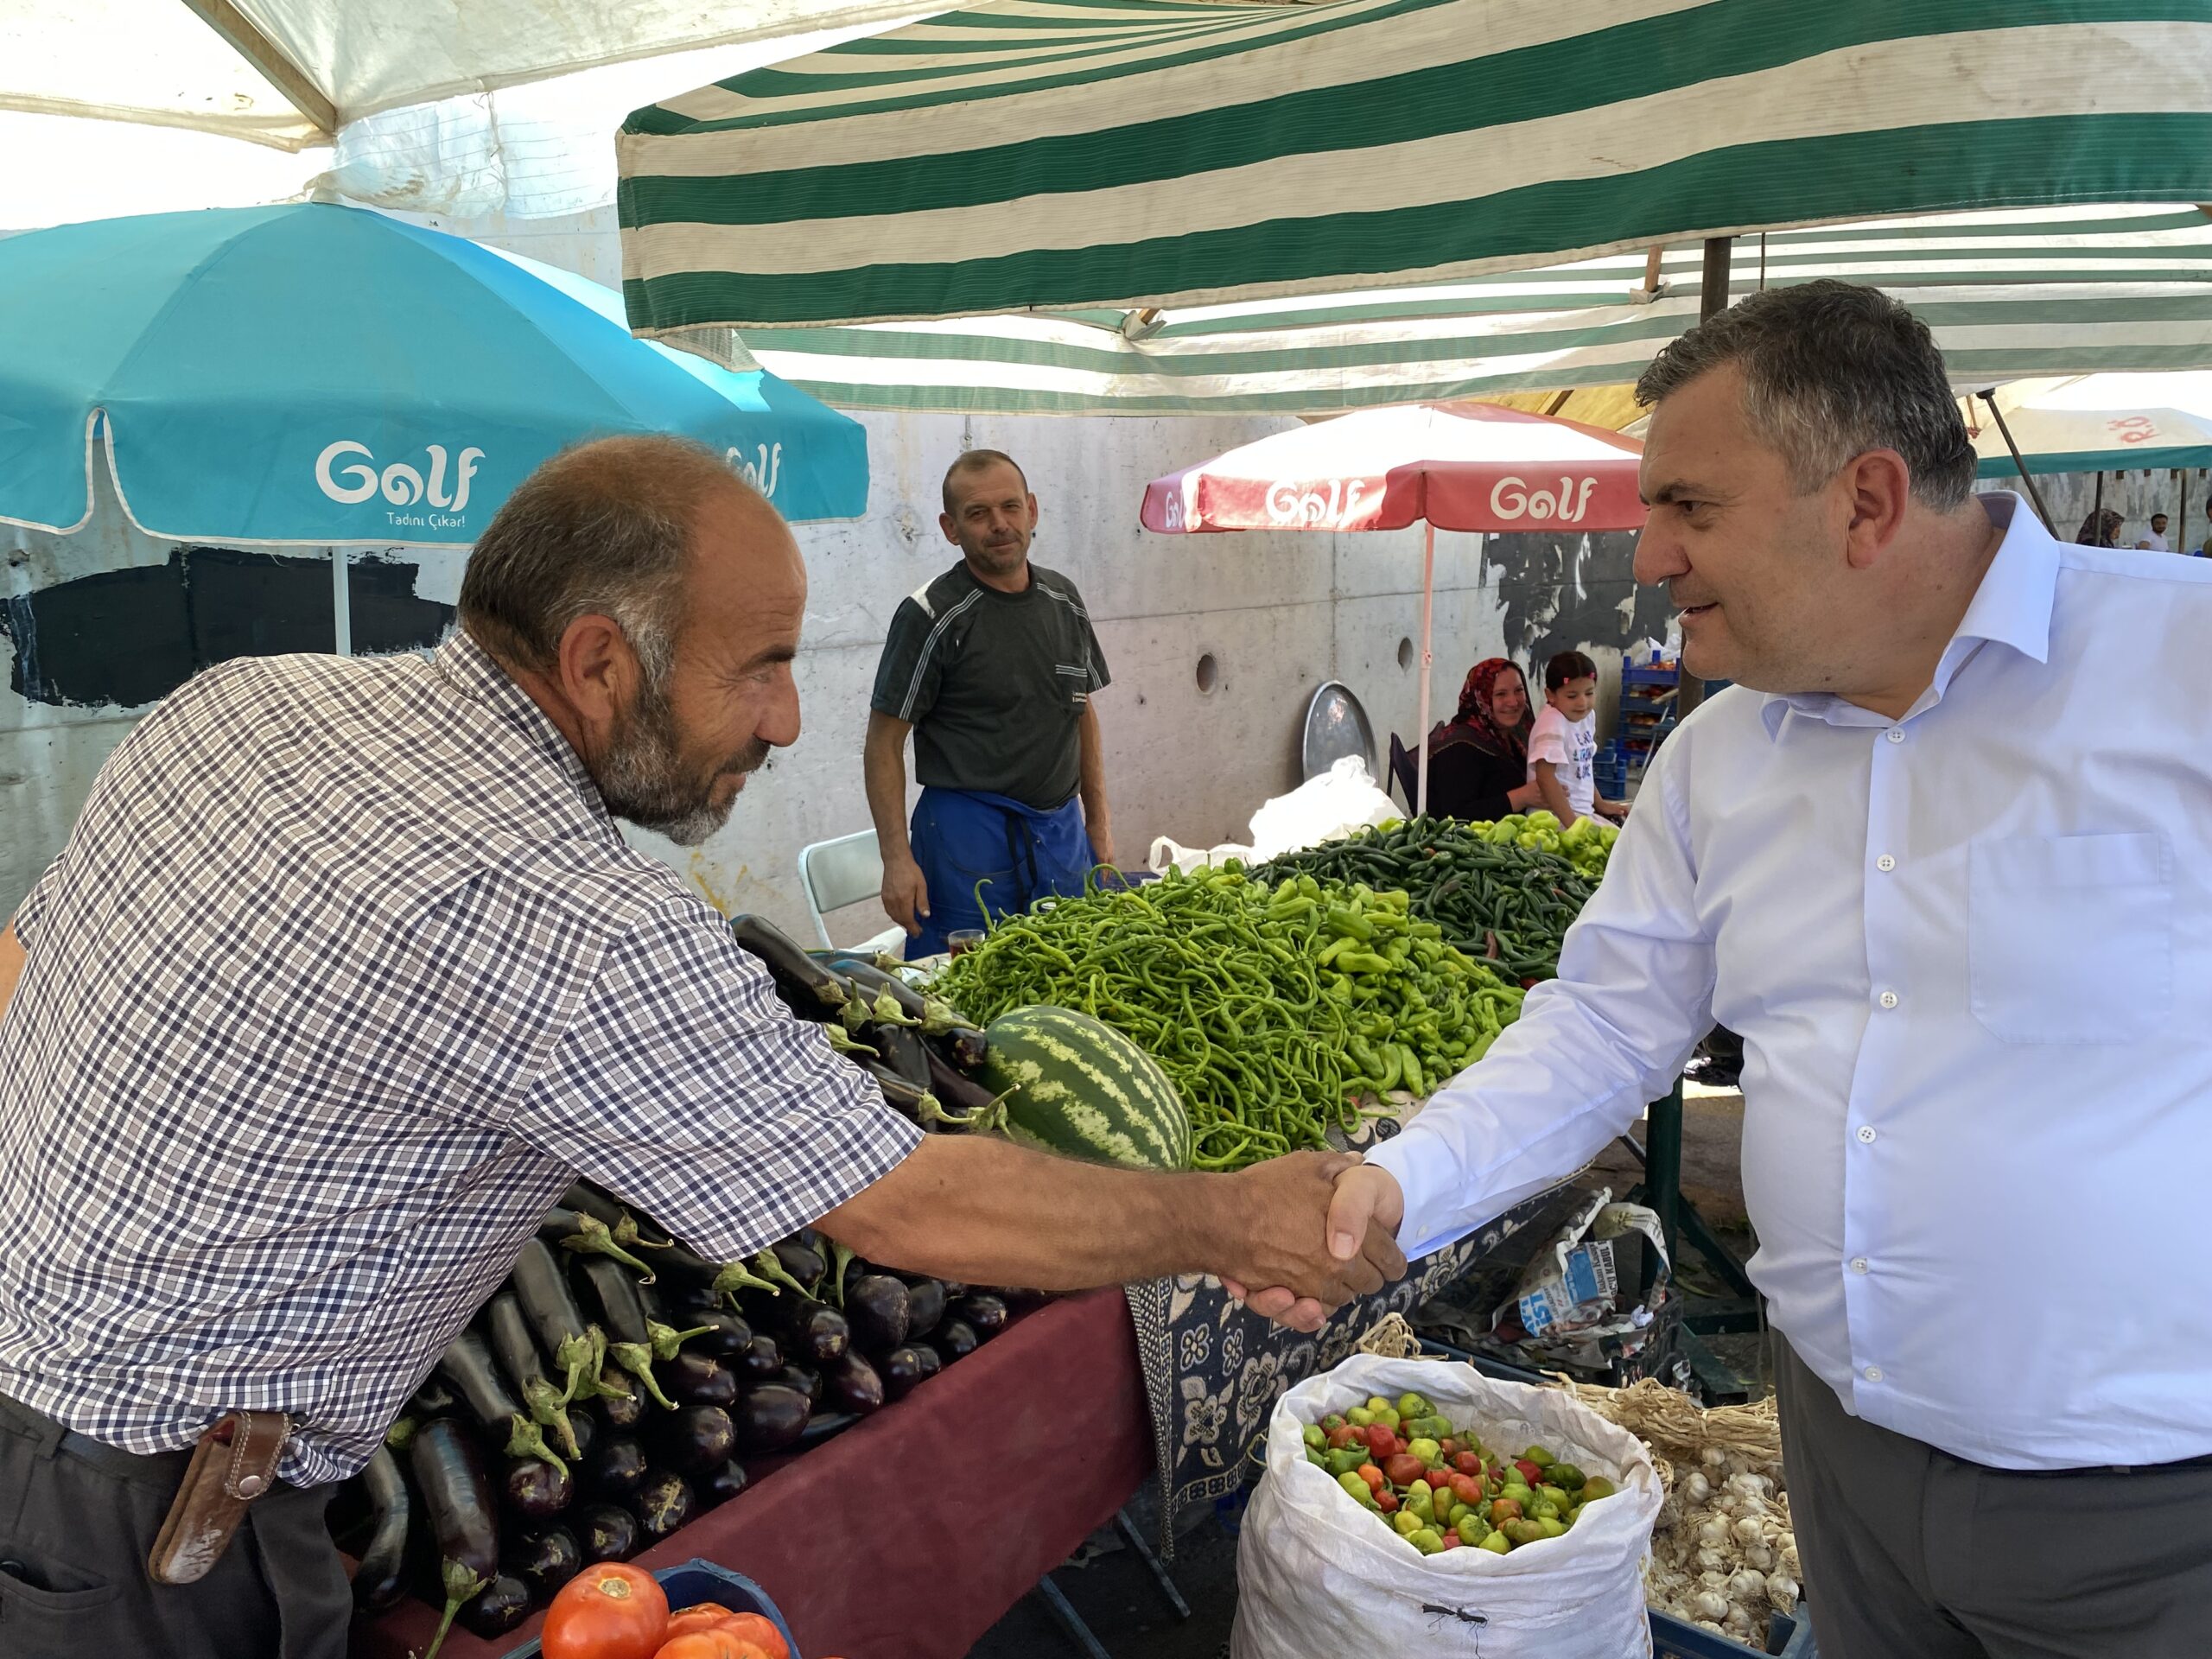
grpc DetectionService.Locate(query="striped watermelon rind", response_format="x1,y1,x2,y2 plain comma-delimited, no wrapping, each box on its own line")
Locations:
978,1006,1192,1171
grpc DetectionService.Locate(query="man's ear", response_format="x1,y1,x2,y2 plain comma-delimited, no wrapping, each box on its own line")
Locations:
1839,449,1911,571
555,613,639,727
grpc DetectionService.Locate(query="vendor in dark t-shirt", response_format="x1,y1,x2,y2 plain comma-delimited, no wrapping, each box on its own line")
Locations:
865,450,1116,957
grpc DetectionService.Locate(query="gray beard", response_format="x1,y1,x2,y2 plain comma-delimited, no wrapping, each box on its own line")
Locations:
590,677,761,847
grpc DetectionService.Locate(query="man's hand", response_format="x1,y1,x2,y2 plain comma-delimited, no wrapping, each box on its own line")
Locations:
1224,1160,1406,1331
1209,1153,1407,1333
1087,821,1116,868
880,851,931,938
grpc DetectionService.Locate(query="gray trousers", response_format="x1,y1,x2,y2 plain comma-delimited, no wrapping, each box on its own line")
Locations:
0,1393,350,1659
1776,1337,2212,1659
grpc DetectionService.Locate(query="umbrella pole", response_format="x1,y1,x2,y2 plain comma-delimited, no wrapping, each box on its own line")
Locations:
1416,522,1435,817
332,548,352,656
1980,393,2055,534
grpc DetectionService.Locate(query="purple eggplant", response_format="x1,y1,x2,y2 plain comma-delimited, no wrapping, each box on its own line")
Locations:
770,1364,824,1408
950,1293,1009,1340
933,1319,980,1363
779,1298,849,1365
772,1237,829,1294
734,1384,812,1453
595,1369,645,1429
571,1503,639,1563
351,1446,411,1613
903,1279,947,1340
731,912,853,1018
878,1345,934,1402
627,1470,696,1542
699,1459,749,1507
824,1351,886,1416
646,1404,737,1475
997,1287,1054,1313
735,1333,784,1382
408,1417,499,1587
673,1306,752,1361
844,1274,912,1356
504,1527,582,1599
457,1574,534,1637
503,1456,573,1522
658,1349,736,1408
582,1433,649,1500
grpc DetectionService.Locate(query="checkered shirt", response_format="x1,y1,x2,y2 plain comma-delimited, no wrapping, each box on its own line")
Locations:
0,633,919,1485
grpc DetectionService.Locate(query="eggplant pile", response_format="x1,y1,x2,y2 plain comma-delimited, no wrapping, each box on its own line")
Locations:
729,913,1004,1133
341,1163,1044,1640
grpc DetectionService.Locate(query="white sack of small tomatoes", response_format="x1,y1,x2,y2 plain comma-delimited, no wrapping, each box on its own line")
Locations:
1231,1355,1663,1659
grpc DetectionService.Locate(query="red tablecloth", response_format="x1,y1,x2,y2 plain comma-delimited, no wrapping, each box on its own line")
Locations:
359,1286,1150,1659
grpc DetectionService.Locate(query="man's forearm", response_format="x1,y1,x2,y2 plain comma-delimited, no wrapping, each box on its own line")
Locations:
862,715,913,860
817,1135,1398,1306
1077,705,1111,839
0,922,23,1021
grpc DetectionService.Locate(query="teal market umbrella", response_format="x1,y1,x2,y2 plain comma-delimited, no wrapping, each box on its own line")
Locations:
0,201,869,547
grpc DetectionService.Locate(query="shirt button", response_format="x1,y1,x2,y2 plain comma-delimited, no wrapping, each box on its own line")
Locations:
1876,855,1896,872
1878,990,1899,1009
1885,728,1905,744
1864,1365,1885,1382
1857,1125,1878,1144
1850,1256,1870,1274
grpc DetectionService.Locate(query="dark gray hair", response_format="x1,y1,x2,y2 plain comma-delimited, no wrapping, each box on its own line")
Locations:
459,435,749,688
1635,280,1977,511
941,448,1028,515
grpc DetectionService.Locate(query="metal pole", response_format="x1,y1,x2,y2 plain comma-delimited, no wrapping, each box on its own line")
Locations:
1980,393,2056,534
1415,521,1435,817
1675,238,1733,722
332,548,352,656
2093,470,2104,543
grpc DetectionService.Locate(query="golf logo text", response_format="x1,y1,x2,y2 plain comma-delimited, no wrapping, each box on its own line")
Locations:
728,442,783,499
1266,477,1368,529
1489,475,1598,524
316,441,484,531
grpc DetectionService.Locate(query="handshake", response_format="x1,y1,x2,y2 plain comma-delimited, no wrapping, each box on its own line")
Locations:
1204,1154,1411,1333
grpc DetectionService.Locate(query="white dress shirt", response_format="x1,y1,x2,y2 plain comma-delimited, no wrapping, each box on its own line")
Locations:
1370,494,2212,1470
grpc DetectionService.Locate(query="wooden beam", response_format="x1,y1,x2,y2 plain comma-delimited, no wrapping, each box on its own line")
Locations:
179,0,336,136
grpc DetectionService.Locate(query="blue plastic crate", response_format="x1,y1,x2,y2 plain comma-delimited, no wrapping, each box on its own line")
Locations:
499,1559,799,1659
1651,1606,1816,1658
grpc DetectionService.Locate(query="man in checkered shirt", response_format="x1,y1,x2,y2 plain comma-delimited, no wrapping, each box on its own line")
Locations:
0,437,1403,1657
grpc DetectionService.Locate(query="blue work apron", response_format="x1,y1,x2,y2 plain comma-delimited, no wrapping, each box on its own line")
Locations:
906,785,1093,959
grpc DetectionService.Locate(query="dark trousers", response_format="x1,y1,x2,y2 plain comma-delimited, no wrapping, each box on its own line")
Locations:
1775,1337,2212,1659
0,1393,349,1659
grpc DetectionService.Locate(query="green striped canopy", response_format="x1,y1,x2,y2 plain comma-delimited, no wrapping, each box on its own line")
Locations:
617,0,2212,333
726,204,2212,416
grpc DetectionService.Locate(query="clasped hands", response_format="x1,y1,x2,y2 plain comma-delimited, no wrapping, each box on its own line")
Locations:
1209,1153,1408,1333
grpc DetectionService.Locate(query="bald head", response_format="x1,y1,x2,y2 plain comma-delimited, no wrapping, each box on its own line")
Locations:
460,434,773,684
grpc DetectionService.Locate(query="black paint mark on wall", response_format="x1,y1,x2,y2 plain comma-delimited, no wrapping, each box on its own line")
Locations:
0,546,452,709
1481,530,1672,680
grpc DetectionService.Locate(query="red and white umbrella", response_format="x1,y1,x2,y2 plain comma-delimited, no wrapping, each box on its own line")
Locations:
1141,403,1648,813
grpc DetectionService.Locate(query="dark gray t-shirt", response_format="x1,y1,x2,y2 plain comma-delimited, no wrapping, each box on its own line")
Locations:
870,561,1109,810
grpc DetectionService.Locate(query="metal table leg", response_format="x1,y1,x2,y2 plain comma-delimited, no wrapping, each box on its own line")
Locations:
1033,1573,1114,1659
1115,1507,1191,1619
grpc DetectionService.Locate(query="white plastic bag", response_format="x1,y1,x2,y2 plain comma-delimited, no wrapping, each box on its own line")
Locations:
1147,834,1258,876
1233,1355,1662,1659
1245,756,1400,863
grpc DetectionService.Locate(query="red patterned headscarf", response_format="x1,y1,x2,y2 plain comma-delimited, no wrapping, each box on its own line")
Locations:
1443,658,1531,759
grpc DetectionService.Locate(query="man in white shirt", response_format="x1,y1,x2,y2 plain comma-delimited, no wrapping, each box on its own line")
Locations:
2137,510,2171,550
1294,282,2212,1656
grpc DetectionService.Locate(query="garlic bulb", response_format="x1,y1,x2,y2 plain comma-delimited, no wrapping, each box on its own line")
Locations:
1732,1514,1767,1548
1726,1471,1776,1500
1701,1446,1729,1471
1768,1574,1801,1614
1695,1516,1732,1548
1688,1589,1730,1622
1743,1541,1775,1572
1728,1569,1769,1602
1680,1470,1713,1504
1695,1546,1730,1573
1722,1605,1758,1639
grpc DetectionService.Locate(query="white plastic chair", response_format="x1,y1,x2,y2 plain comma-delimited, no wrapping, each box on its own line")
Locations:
798,829,902,953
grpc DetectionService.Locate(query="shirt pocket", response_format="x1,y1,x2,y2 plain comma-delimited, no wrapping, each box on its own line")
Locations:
1054,662,1091,708
1968,832,2171,1044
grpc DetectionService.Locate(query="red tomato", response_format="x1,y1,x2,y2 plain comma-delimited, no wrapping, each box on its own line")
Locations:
1382,1453,1427,1488
1373,1488,1400,1514
652,1636,772,1659
1438,1438,1461,1460
664,1606,742,1639
1439,1533,1462,1549
1325,1424,1357,1451
1513,1459,1545,1486
715,1614,790,1659
544,1564,671,1659
1361,1424,1393,1456
1355,1463,1385,1493
1452,1452,1483,1477
1448,1472,1484,1506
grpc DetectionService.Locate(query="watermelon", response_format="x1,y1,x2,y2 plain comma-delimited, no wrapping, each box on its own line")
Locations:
977,1006,1192,1170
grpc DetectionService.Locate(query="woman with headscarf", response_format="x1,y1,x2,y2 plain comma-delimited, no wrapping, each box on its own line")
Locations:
1422,658,1542,823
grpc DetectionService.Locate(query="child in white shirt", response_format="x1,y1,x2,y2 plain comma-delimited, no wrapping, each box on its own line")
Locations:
1528,650,1627,828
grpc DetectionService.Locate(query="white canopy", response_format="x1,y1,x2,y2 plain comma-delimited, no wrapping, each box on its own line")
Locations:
2,0,924,149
